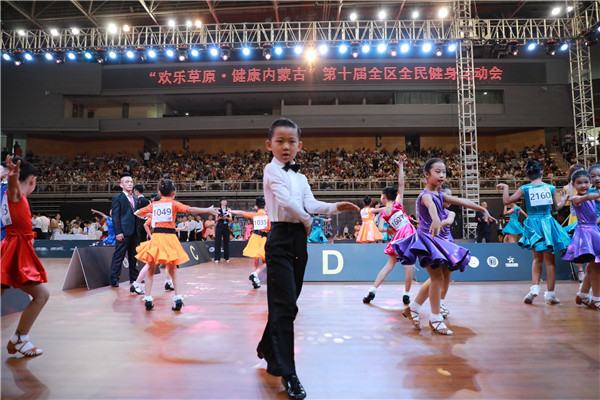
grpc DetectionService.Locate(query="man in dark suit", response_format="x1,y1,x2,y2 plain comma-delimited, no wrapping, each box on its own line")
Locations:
109,173,139,287
476,201,494,243
133,184,150,243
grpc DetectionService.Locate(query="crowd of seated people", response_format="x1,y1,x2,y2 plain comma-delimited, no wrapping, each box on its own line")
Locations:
28,144,570,191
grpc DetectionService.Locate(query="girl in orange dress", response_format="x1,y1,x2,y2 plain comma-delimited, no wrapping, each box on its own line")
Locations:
134,179,218,311
230,196,270,289
1,156,49,357
356,196,384,243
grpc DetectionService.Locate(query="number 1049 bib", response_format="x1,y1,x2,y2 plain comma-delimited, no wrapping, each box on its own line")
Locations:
152,203,173,227
529,186,553,207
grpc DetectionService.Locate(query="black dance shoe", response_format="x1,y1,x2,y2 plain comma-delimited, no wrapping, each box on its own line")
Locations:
110,282,119,288
363,291,375,304
403,294,410,305
130,284,144,295
282,375,306,400
164,281,175,291
172,298,184,311
249,274,261,289
144,300,154,310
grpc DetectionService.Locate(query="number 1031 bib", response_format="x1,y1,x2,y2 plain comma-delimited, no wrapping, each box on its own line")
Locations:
529,186,553,207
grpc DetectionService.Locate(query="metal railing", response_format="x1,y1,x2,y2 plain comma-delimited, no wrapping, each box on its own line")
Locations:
33,176,569,195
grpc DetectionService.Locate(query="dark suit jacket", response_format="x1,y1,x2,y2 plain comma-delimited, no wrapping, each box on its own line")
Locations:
111,192,138,237
476,210,494,233
135,195,151,237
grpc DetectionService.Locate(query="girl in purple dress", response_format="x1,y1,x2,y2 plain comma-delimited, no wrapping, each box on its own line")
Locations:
562,169,600,310
392,158,493,335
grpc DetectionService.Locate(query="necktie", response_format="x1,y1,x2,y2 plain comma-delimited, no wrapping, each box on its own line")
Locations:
282,162,300,172
128,194,134,209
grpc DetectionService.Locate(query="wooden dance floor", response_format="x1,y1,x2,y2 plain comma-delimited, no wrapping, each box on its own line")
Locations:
2,258,599,399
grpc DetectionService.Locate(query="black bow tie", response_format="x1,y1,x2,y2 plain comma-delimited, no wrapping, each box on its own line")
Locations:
282,162,300,172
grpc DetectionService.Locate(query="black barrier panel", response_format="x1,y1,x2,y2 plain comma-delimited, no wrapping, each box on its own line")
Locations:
1,288,31,316
34,240,101,258
178,241,212,268
305,243,574,282
62,241,211,290
62,247,138,290
204,240,247,259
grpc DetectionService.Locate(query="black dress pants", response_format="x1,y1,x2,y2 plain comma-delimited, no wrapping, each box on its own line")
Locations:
109,233,139,284
214,223,230,261
257,223,307,377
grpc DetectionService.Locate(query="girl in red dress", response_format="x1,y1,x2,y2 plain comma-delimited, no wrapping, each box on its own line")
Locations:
1,156,49,357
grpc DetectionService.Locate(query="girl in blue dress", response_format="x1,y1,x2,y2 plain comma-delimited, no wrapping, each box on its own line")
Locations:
497,160,571,305
392,158,493,335
502,203,527,243
569,166,600,310
307,214,329,244
91,208,116,245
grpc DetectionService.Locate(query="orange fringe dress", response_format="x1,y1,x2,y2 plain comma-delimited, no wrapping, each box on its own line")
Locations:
241,209,270,261
135,197,190,265
356,207,384,243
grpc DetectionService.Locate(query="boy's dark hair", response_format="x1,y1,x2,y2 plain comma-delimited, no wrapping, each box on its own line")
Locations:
571,169,590,183
268,118,301,141
363,195,372,206
12,157,38,182
120,172,131,179
382,186,398,201
133,184,145,194
220,197,227,201
158,179,176,196
423,158,445,174
525,159,542,180
256,196,266,208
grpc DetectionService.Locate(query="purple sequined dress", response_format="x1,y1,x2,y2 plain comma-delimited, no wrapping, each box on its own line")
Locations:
562,199,600,263
391,190,470,271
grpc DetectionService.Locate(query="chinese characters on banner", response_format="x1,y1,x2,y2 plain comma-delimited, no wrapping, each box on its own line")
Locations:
147,65,503,86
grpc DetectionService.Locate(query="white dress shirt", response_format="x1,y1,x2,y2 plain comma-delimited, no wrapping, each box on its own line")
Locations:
263,157,338,227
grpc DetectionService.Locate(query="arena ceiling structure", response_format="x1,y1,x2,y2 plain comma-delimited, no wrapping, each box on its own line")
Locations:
1,0,598,237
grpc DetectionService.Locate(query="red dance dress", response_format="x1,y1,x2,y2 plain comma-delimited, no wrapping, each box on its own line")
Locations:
1,195,48,288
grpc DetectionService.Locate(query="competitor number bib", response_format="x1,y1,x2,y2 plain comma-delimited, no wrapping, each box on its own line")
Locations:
388,212,408,231
152,203,173,227
253,215,269,230
529,186,553,207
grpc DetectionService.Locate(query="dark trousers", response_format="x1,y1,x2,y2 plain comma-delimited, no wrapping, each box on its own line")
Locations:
188,230,196,241
214,223,230,261
179,231,188,242
257,223,308,377
109,233,139,284
476,227,491,243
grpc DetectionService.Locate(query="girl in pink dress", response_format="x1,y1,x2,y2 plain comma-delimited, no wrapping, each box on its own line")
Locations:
363,155,416,305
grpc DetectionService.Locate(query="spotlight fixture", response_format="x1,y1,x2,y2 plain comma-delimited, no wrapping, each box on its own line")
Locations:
434,42,443,57
350,42,360,58
361,43,370,53
166,48,176,58
190,48,200,58
122,24,131,32
54,49,66,64
95,49,107,63
84,51,94,60
318,43,329,55
147,48,157,59
274,46,283,56
107,23,117,34
438,7,449,18
136,47,147,62
71,27,80,35
305,48,317,62
209,47,219,57
546,40,557,56
125,49,136,59
220,45,230,61
411,11,419,19
294,45,303,55
349,12,357,21
262,44,273,60
3,53,12,61
378,10,387,20
584,29,599,47
178,46,189,62
44,52,54,61
527,42,537,51
400,42,410,53
242,47,251,56
23,52,34,61
17,30,26,36
559,42,569,51
509,40,519,56
447,43,457,52
377,42,387,53
339,44,348,54
388,42,398,57
422,42,432,53
108,50,118,60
